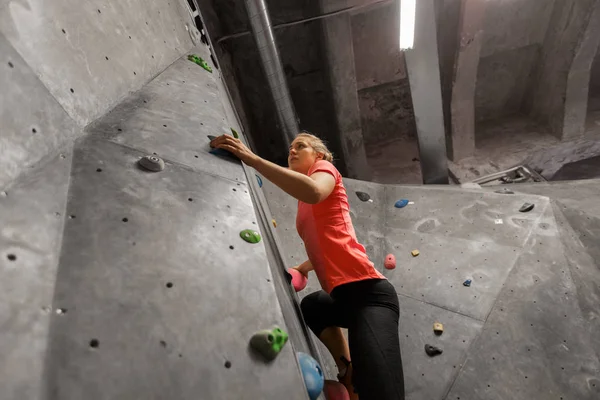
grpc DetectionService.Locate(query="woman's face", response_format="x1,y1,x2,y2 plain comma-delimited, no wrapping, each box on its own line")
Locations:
288,137,322,174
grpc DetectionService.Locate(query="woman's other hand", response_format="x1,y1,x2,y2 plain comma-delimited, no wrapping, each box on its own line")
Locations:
210,134,259,167
292,265,309,278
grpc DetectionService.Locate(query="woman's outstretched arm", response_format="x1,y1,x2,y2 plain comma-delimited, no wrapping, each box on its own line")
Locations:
210,134,334,204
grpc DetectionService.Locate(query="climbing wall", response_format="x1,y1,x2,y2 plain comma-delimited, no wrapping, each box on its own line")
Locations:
263,178,600,399
0,0,317,397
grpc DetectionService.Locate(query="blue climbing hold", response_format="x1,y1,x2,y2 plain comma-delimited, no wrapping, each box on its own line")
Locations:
463,279,472,287
298,352,324,400
256,175,263,188
394,199,409,208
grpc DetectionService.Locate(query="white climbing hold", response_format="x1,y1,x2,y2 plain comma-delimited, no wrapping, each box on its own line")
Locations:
495,219,503,225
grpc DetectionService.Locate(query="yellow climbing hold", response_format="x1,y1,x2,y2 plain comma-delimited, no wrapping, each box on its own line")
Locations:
272,219,277,228
411,249,420,257
433,322,444,335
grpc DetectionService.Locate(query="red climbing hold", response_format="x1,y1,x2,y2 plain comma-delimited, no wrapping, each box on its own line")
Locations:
384,254,396,270
324,380,350,400
288,268,307,292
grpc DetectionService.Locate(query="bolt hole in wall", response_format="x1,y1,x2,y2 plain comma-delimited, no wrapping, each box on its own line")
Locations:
122,217,128,222
89,339,99,348
166,282,173,288
224,360,232,369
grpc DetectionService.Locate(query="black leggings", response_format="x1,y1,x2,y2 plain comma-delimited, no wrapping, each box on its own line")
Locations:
300,279,405,400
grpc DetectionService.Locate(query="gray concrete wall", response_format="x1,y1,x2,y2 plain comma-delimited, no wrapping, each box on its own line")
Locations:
475,45,539,122
479,0,555,58
0,2,316,398
0,0,196,191
351,2,417,148
527,0,600,140
590,47,600,98
474,0,554,122
0,0,195,127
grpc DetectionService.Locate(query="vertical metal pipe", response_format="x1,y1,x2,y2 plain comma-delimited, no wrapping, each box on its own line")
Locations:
243,0,299,146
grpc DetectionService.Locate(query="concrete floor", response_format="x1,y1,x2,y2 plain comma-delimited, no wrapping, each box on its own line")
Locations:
365,112,600,185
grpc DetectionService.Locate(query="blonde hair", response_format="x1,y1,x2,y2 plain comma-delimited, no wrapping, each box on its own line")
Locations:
296,132,334,162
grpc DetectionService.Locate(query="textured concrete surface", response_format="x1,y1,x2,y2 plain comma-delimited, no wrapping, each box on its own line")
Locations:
1,38,316,398
404,0,448,184
479,0,554,58
527,0,600,140
321,12,371,180
447,206,600,400
0,35,82,190
43,137,307,400
447,116,600,183
552,155,600,181
0,0,194,126
475,45,539,122
85,45,244,182
448,0,485,161
263,175,600,399
351,1,405,91
0,150,72,400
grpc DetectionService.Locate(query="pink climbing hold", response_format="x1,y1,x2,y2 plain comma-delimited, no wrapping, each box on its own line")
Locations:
324,380,350,400
384,254,396,270
288,268,307,292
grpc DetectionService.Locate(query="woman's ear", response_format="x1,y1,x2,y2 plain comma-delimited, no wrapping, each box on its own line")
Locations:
316,152,324,160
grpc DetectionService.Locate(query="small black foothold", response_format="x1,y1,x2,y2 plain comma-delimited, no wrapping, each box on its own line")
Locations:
425,344,443,357
519,203,534,213
356,191,370,202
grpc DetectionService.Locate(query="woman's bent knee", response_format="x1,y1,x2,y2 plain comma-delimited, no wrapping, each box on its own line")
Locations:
300,291,332,336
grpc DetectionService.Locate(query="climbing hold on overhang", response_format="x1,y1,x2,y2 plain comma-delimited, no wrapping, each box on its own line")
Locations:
208,135,236,159
324,380,350,400
433,322,444,335
298,352,325,400
395,199,409,208
256,175,263,188
231,128,239,139
250,326,288,361
411,249,420,257
356,191,370,202
288,268,307,292
138,155,165,172
384,254,396,270
495,188,514,195
519,203,535,213
463,279,472,287
425,344,443,357
187,54,212,73
240,229,261,244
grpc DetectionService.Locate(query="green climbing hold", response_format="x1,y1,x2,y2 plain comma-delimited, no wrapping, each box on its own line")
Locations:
250,326,289,361
240,229,261,244
187,54,212,73
231,128,239,139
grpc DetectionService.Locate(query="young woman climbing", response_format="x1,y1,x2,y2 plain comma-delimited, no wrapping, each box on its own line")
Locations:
210,132,405,400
